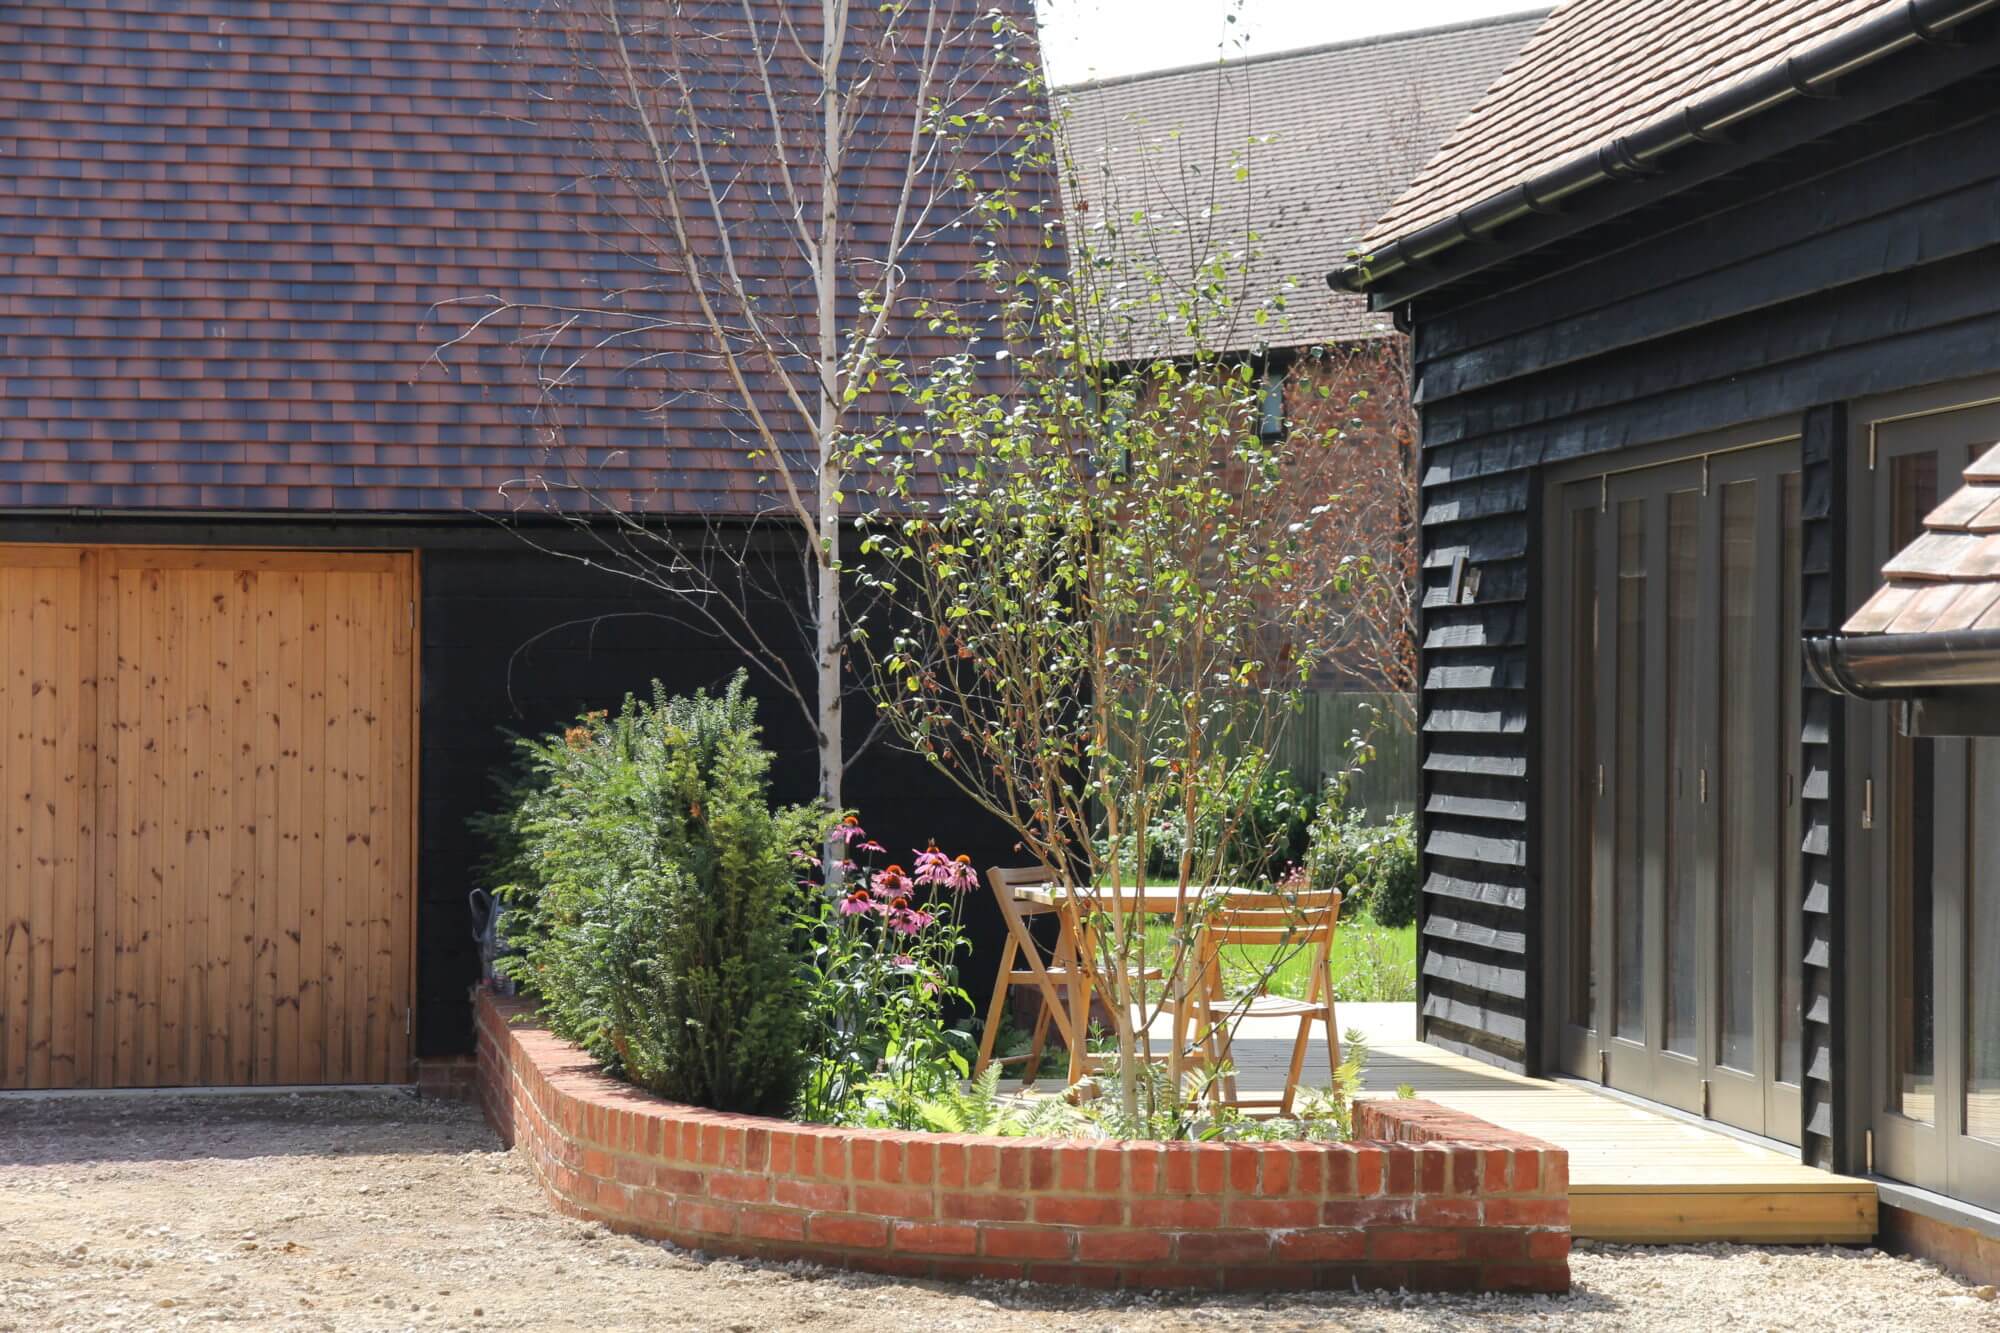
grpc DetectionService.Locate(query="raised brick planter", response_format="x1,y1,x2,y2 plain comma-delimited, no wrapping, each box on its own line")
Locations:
476,992,1569,1292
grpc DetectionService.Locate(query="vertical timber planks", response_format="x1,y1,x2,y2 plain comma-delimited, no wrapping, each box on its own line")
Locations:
228,568,257,1085
252,567,279,1084
322,575,352,1084
274,573,304,1082
4,564,32,1087
91,550,119,1089
298,574,327,1084
0,546,415,1089
181,572,215,1086
360,568,390,1080
70,549,98,1089
0,553,89,1087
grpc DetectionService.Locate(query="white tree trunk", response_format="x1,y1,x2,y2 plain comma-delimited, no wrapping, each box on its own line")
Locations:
817,0,847,844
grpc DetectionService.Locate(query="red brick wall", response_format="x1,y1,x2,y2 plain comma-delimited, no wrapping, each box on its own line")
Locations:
477,993,1568,1292
417,1056,482,1103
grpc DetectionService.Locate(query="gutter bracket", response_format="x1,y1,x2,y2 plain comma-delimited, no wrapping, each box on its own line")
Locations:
1679,105,1734,146
1784,54,1841,99
1907,0,1966,44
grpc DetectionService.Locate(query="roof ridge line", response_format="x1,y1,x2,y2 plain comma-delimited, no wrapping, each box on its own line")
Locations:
1051,7,1554,94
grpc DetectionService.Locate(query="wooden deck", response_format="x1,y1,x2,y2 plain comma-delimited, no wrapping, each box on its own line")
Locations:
1270,1004,1876,1243
1041,1003,1878,1244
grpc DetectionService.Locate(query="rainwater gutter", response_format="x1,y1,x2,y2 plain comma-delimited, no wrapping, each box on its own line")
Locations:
1806,626,2000,697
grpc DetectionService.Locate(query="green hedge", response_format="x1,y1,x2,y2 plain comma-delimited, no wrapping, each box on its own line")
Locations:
1304,803,1418,929
475,675,828,1117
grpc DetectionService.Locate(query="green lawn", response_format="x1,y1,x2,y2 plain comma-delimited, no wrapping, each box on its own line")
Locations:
986,918,1414,1064
1139,917,1416,1003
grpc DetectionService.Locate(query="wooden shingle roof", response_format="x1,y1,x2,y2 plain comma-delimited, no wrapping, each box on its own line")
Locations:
0,0,1027,515
1058,11,1545,355
1362,0,1928,255
1846,443,2000,636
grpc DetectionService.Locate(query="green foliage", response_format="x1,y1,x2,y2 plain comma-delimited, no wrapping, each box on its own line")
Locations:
869,1036,1372,1143
1196,918,1416,1005
1237,767,1311,877
851,152,1370,1123
794,825,979,1127
1075,1030,1372,1142
1304,797,1419,930
478,674,829,1117
1326,921,1419,1002
849,1064,1088,1138
1101,766,1311,884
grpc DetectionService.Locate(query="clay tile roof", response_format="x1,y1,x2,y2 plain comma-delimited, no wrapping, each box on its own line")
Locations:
1362,0,1912,255
1057,10,1545,355
1846,442,2000,635
0,0,1028,515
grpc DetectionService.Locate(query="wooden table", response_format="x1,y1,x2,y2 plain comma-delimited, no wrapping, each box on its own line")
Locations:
1009,882,1250,1087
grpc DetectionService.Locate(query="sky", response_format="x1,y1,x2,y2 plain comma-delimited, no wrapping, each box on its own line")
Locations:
1035,0,1545,84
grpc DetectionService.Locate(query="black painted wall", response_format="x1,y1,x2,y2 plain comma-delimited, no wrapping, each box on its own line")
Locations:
1377,31,2000,1172
417,536,1021,1057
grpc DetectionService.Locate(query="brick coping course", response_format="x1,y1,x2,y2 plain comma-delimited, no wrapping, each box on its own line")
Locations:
476,991,1570,1292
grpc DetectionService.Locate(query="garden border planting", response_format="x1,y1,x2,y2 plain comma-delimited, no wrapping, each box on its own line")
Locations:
477,992,1570,1292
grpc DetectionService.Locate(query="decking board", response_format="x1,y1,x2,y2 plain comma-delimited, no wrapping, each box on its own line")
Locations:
1025,1003,1879,1245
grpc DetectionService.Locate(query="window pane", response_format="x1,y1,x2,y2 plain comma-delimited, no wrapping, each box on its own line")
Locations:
1970,742,2000,1145
1779,472,1804,1087
1570,508,1599,1030
1665,489,1698,1057
1718,480,1757,1072
1615,498,1646,1044
1891,452,1938,1123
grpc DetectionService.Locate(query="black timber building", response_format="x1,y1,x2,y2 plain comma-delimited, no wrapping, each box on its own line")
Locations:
1338,0,2000,1237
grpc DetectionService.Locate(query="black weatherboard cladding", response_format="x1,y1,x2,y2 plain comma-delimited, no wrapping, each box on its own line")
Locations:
1798,405,1849,1161
1399,30,2000,1171
421,537,1022,1057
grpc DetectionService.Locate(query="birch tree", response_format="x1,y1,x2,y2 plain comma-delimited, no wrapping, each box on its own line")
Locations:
444,0,1038,821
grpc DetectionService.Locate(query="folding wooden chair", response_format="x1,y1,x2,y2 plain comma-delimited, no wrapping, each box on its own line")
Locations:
973,866,1085,1085
1180,888,1342,1116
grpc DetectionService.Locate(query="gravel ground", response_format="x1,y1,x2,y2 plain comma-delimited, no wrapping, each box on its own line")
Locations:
1,1092,1995,1332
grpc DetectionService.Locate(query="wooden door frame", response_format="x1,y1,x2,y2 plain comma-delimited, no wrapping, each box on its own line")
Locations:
1538,421,1804,1135
1848,384,2000,1204
1702,443,1800,1140
0,541,422,1087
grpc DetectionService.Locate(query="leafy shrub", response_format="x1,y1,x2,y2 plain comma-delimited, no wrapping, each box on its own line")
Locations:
1236,767,1311,877
1305,796,1419,929
1099,767,1311,884
478,674,829,1117
1362,813,1419,928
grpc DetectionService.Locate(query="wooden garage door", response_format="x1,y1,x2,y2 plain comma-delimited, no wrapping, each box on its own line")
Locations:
0,547,416,1089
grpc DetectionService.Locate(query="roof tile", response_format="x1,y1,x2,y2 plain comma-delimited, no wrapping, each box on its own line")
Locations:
1922,481,2000,531
1849,460,2000,634
1058,11,1543,354
1967,495,2000,533
1845,582,1917,635
1964,440,2000,483
1881,530,1982,581
1,0,1030,514
1924,581,2000,635
1365,1,1912,253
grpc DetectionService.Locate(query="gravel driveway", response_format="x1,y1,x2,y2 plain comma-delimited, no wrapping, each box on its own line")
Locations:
1,1092,1994,1332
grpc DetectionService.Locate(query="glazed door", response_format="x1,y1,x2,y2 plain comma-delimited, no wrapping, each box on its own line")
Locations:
1548,442,1804,1142
1865,405,2000,1210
